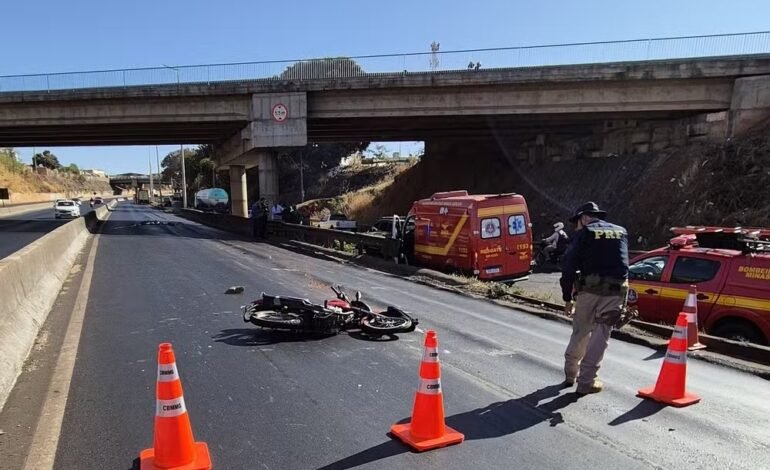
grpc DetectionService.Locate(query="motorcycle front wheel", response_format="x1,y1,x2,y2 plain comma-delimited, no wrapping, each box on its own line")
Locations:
248,310,304,330
360,315,412,335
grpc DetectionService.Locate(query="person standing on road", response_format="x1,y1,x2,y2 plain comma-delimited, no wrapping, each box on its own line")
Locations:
251,198,268,239
560,202,629,395
270,201,284,221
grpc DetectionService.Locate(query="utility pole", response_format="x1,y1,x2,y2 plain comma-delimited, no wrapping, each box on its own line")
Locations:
155,146,163,200
180,144,187,208
148,147,154,204
299,151,305,202
32,146,36,170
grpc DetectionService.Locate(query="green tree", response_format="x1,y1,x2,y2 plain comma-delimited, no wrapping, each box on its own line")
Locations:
34,150,61,170
278,142,369,203
61,163,80,174
278,57,365,80
161,145,218,195
369,144,389,159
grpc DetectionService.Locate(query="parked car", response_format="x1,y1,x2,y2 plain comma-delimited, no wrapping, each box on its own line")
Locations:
629,226,770,345
316,214,357,231
94,197,104,205
54,200,81,219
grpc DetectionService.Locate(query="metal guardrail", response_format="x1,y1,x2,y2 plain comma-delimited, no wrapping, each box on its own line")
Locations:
2,32,770,93
268,221,401,260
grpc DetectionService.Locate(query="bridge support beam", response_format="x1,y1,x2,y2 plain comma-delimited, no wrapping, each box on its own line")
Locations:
729,75,770,137
229,165,248,218
257,151,279,209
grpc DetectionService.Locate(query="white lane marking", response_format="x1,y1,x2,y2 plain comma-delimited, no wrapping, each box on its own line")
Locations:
22,216,106,470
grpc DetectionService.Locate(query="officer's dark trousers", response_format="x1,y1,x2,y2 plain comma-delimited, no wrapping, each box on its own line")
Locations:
564,291,625,392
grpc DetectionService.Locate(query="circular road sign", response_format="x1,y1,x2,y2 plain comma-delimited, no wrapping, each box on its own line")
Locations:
272,103,288,122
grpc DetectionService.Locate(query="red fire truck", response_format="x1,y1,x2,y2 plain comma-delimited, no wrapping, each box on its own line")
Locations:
407,190,533,281
629,226,770,344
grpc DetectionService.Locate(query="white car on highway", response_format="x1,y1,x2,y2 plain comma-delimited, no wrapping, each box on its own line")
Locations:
54,200,81,219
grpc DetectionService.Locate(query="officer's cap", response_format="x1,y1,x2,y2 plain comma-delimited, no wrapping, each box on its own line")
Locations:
569,201,607,223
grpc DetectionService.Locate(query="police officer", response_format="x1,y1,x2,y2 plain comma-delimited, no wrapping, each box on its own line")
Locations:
560,201,629,395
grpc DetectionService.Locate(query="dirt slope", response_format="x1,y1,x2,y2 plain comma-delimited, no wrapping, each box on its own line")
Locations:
318,131,770,247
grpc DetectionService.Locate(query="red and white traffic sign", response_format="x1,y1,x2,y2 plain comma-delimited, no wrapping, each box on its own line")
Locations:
271,103,288,122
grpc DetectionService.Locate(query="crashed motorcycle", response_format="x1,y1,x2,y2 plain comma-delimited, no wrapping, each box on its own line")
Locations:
242,286,418,336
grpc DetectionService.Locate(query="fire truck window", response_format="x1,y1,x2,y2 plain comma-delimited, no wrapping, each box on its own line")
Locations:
508,215,527,235
481,218,501,239
629,256,668,281
670,257,721,284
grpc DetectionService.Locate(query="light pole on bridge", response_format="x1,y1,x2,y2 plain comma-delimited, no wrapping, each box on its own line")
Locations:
162,64,188,208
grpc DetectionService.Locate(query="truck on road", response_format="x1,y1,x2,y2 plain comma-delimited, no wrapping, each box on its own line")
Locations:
136,189,150,204
315,214,357,231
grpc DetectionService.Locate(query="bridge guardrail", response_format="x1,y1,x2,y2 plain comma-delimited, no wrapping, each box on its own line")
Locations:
2,32,770,93
178,210,400,259
267,221,401,260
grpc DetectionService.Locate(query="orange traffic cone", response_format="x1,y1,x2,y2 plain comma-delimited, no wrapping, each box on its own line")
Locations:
683,285,706,351
637,314,701,407
390,330,464,452
140,343,212,470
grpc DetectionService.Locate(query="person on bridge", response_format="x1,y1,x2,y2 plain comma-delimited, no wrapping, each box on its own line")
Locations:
560,201,629,395
542,222,568,262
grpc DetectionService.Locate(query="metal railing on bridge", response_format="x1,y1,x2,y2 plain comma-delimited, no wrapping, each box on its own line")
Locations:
2,31,770,93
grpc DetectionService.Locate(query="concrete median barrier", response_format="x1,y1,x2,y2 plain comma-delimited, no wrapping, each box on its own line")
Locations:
0,200,115,409
0,201,53,218
177,209,252,237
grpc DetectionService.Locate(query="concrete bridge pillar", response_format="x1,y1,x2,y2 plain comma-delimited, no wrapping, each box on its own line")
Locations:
229,165,248,218
729,75,770,137
257,151,279,208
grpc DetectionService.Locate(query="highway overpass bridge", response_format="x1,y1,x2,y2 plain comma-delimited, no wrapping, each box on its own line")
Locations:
2,33,770,216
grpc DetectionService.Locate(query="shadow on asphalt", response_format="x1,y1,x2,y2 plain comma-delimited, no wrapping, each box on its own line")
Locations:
315,440,408,470
316,384,581,469
96,219,247,241
345,330,401,342
608,400,666,426
212,328,336,346
443,384,580,438
643,349,667,361
213,328,408,347
0,219,69,233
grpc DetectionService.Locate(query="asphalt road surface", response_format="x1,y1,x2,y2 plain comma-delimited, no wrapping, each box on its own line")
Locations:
1,202,768,470
0,202,94,259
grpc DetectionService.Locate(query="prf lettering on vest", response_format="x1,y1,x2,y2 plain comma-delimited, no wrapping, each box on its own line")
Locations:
593,229,625,239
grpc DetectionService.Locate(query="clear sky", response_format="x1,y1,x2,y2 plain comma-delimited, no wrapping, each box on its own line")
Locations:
3,0,769,173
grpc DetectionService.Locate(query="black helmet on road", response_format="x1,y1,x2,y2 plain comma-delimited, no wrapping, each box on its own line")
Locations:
569,201,607,223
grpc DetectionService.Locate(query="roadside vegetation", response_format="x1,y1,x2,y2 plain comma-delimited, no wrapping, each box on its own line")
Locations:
0,148,109,195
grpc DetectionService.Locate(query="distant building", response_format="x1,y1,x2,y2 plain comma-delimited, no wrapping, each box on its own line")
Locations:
82,169,108,178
